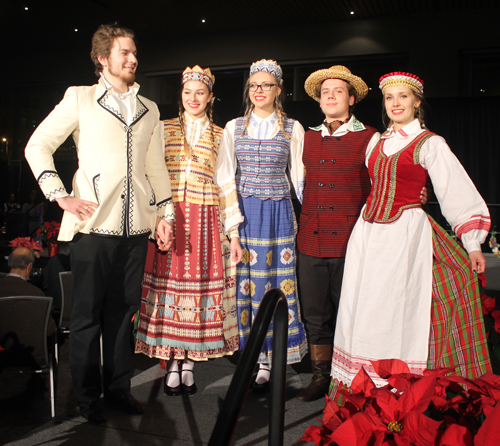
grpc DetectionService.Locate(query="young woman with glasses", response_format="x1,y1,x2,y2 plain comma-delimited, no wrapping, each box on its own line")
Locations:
135,66,242,396
215,59,307,392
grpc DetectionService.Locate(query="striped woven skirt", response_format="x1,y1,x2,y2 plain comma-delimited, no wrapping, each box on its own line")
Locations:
237,195,307,364
329,215,491,401
135,201,238,361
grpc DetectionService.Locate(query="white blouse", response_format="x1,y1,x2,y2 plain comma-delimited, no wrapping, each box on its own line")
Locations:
366,118,490,253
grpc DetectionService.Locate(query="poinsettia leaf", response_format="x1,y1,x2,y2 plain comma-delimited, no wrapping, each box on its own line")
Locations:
322,397,347,432
351,366,376,398
299,425,330,445
491,310,500,335
371,388,401,423
371,359,410,379
431,396,448,410
481,295,497,314
331,412,380,446
478,273,488,288
397,411,441,446
475,403,500,446
437,423,473,446
388,373,422,393
398,374,436,416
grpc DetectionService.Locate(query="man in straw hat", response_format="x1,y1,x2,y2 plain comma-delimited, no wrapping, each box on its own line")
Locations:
296,66,380,402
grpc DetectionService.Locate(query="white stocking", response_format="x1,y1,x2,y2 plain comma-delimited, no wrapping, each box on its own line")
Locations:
255,363,271,385
181,359,195,386
166,358,180,387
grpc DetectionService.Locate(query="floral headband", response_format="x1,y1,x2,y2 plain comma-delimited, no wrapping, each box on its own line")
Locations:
249,59,283,84
182,65,215,91
379,72,424,95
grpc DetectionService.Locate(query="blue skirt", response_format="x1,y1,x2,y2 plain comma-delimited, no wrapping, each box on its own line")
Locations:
236,195,307,364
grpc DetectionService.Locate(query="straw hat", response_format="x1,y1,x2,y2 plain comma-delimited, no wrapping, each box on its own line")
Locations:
379,72,424,95
304,65,368,103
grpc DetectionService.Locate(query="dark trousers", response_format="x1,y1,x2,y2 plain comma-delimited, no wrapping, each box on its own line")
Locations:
69,233,148,402
298,252,345,345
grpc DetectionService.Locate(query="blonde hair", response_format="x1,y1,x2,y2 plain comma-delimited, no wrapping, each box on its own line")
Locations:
382,88,426,130
240,74,291,139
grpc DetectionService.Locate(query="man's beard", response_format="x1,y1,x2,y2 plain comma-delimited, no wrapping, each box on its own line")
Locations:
108,63,136,86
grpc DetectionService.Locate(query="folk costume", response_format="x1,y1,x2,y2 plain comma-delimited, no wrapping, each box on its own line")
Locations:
330,73,491,400
25,76,174,404
296,66,379,402
135,67,239,369
215,60,307,366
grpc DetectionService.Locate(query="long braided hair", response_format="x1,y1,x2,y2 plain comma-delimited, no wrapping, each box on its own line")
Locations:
240,74,291,139
177,83,217,167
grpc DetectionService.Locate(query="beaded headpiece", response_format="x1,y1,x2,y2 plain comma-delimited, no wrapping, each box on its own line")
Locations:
249,59,283,84
304,65,368,103
379,72,424,95
182,65,215,91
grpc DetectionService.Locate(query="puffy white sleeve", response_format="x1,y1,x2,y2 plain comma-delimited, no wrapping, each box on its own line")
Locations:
287,120,306,204
420,135,490,253
213,119,244,235
365,132,382,165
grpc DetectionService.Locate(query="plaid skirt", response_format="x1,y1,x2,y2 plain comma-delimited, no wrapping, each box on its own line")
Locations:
329,215,491,402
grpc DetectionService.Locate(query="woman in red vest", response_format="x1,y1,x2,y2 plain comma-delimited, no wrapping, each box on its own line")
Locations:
135,66,242,396
330,72,491,399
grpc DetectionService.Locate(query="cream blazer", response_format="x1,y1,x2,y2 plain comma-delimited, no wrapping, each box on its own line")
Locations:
25,78,174,241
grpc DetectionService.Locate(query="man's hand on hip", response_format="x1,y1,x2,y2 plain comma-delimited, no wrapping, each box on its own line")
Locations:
56,196,99,221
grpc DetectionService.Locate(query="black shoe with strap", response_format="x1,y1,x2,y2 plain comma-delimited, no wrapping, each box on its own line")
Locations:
181,369,197,396
164,371,182,396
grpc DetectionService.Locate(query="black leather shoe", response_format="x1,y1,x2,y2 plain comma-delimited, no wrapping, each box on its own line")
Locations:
252,379,270,394
105,390,143,415
181,370,197,396
79,399,106,423
164,371,182,396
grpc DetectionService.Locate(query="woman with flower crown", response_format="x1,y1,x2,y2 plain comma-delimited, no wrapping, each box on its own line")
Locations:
215,59,308,391
329,72,491,400
135,66,242,396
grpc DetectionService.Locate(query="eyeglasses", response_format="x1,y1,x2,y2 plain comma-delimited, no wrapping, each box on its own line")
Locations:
248,82,277,92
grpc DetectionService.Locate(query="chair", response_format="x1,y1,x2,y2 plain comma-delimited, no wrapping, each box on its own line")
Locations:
0,272,7,278
58,271,73,334
0,296,57,418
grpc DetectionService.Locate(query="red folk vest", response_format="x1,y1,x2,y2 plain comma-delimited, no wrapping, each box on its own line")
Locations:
363,131,434,223
297,126,376,258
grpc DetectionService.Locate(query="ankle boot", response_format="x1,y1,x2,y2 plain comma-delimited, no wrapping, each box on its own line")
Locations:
296,344,332,402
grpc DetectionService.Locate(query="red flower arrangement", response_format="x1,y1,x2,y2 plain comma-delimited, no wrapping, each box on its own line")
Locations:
300,358,500,446
8,237,44,253
37,221,61,244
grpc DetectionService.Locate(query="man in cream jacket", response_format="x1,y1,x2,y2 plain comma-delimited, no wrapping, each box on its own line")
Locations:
25,24,174,423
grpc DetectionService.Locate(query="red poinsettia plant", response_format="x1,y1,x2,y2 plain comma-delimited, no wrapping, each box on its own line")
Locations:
8,237,44,254
300,359,500,446
37,220,61,244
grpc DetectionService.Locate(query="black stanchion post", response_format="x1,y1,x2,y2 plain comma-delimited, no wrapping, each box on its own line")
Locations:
208,288,288,446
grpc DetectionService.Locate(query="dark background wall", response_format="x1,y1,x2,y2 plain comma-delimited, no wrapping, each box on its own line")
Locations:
0,2,498,237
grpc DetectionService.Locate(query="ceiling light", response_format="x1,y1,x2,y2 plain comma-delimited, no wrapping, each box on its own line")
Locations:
25,6,28,10
201,19,206,23
350,11,354,15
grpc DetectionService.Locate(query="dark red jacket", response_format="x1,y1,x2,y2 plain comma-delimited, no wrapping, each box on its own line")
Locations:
297,126,377,257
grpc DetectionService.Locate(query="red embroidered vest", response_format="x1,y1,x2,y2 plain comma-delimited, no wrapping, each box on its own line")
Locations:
298,127,376,258
363,131,434,223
